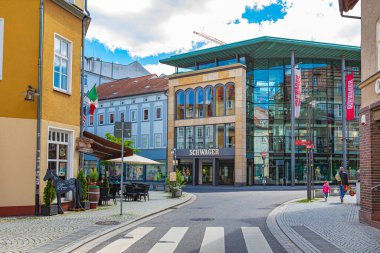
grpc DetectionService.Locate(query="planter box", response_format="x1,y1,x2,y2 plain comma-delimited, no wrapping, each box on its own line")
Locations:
172,188,182,198
165,185,170,192
41,205,58,216
81,201,90,210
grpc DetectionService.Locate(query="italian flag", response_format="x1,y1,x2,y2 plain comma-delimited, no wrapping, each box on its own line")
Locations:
87,85,98,115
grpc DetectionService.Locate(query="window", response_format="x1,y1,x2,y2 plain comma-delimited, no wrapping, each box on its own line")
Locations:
186,89,194,118
157,96,161,100
176,90,185,119
131,110,137,122
131,136,137,148
142,135,149,148
155,134,162,148
195,126,204,148
185,126,193,149
84,74,88,88
195,88,204,118
216,124,224,148
155,107,162,120
0,18,3,80
205,125,214,148
215,85,225,116
54,34,71,93
120,112,125,122
89,115,94,126
205,86,214,117
226,123,235,148
176,127,185,149
225,84,235,115
144,97,148,102
143,108,149,121
98,113,104,125
48,129,70,179
109,113,114,124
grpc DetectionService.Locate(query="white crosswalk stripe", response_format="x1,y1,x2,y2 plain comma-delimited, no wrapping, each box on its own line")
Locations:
97,227,155,253
242,227,273,253
199,227,225,253
147,227,188,253
96,226,273,253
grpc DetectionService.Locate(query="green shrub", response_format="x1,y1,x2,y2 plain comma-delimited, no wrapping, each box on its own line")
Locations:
89,168,99,183
43,180,56,206
102,175,110,188
77,169,88,201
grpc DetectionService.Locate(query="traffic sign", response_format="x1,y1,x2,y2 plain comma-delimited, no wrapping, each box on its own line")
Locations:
261,151,267,159
114,122,132,138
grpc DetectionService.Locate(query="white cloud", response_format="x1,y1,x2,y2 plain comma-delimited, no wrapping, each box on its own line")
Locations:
87,0,361,58
144,63,175,76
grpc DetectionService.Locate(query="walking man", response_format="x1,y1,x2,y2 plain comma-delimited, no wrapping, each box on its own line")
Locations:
337,166,349,203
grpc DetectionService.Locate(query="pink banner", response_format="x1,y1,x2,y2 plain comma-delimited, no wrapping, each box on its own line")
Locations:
346,72,355,121
294,68,302,118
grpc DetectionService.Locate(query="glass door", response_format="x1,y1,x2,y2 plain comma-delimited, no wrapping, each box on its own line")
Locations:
200,159,213,184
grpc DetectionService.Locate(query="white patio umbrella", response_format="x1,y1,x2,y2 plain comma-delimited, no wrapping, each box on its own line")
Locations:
107,154,161,165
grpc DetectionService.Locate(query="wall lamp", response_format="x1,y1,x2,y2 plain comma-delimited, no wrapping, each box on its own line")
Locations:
24,85,39,101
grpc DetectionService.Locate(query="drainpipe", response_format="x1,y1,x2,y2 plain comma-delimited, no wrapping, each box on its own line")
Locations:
79,0,90,169
35,0,44,216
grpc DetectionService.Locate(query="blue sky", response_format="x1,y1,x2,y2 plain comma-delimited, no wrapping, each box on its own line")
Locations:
86,0,360,75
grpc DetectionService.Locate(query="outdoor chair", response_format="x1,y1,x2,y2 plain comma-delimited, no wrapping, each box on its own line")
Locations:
124,185,135,201
109,186,118,205
100,187,111,205
138,184,150,201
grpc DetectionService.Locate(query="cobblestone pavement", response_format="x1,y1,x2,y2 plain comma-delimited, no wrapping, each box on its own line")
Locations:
272,195,380,253
0,191,192,253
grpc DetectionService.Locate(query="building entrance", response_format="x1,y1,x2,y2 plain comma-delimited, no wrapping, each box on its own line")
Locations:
199,159,213,184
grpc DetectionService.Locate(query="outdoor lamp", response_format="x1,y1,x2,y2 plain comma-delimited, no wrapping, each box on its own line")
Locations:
24,85,39,101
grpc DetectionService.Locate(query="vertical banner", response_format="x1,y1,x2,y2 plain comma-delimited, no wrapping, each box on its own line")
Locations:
346,72,355,121
294,67,302,118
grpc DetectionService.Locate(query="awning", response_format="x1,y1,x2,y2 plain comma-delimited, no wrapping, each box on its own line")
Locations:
82,131,133,160
107,154,162,165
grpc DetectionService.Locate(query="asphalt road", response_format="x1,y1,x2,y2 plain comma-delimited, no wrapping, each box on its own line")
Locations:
91,187,305,253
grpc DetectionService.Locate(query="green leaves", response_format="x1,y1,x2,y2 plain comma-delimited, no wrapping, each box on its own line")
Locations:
105,133,139,153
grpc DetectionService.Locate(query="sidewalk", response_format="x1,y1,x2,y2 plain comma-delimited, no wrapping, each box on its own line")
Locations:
268,195,380,253
0,191,192,253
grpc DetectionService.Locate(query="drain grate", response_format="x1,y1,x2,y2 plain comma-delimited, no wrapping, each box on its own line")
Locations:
190,218,215,221
95,220,121,226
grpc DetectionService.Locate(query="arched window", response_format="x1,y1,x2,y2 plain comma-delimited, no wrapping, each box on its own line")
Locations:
215,85,224,116
204,86,214,117
176,90,185,120
195,88,204,118
225,84,235,116
185,89,194,119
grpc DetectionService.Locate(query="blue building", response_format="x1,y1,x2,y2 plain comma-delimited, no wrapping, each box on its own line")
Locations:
85,74,168,183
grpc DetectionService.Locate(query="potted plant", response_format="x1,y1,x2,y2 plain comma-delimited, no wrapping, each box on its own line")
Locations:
171,170,185,198
99,175,110,206
41,179,58,216
88,168,100,209
77,169,89,210
165,176,171,192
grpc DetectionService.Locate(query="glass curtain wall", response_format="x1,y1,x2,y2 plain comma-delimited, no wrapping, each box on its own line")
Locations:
246,58,361,185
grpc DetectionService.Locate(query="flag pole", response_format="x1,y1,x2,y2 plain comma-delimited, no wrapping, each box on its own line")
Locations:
291,50,296,186
341,56,347,169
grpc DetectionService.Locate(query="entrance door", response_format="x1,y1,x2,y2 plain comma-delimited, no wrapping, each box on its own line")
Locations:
199,159,213,184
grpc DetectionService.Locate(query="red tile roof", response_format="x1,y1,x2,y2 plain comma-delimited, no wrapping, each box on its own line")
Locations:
97,74,168,101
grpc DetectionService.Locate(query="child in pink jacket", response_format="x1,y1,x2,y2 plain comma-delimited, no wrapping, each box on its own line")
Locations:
323,181,330,202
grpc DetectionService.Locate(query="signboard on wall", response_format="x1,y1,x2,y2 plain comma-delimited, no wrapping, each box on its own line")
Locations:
170,172,176,182
176,148,235,158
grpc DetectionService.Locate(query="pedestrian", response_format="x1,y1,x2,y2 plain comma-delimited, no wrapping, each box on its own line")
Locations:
322,181,330,202
335,166,349,203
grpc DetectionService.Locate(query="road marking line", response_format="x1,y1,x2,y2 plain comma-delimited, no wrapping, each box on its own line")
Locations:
199,227,225,253
97,227,155,253
147,227,188,253
242,227,273,253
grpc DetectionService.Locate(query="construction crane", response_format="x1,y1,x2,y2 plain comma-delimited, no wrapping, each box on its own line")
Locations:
193,31,226,45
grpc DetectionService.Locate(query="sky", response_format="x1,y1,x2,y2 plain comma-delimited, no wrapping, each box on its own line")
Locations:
85,0,361,76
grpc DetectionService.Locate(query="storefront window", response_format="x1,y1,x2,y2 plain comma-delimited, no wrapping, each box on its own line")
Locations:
205,125,214,148
216,124,224,148
215,85,224,116
48,129,70,179
178,159,193,184
219,159,234,185
185,89,194,118
146,163,166,181
176,90,185,119
127,165,144,181
195,126,204,148
205,86,214,117
176,127,185,149
226,123,235,148
226,84,235,115
195,88,204,118
185,126,194,149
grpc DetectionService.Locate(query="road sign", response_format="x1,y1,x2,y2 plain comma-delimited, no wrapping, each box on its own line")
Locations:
296,140,313,146
114,122,131,138
261,151,267,159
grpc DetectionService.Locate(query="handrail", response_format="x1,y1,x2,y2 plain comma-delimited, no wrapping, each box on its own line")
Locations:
371,183,380,191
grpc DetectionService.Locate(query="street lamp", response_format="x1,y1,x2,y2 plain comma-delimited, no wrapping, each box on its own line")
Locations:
306,99,317,201
24,85,39,101
171,148,177,172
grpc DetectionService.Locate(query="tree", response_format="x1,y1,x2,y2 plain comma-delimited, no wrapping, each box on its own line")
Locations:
105,133,139,153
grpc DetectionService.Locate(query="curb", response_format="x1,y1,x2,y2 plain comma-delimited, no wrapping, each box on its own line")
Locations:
57,192,196,253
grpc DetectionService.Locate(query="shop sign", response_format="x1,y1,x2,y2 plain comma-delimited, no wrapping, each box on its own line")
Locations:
76,137,94,153
189,149,220,156
169,171,176,182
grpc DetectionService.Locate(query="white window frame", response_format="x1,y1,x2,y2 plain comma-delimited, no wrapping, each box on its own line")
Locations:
0,18,3,80
143,108,149,121
131,109,137,122
109,112,114,124
155,106,162,120
142,134,149,148
131,136,137,148
98,113,104,125
89,115,94,126
155,133,162,148
53,33,72,94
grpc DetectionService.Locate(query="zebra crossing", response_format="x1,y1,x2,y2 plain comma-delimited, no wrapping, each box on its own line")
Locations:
97,226,273,253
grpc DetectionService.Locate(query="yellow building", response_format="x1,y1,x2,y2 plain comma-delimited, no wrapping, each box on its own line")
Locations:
0,0,90,216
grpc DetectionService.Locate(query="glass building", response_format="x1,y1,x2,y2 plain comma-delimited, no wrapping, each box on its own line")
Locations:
161,37,361,186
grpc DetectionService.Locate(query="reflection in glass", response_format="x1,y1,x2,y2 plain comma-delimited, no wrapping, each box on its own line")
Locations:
176,127,185,149
226,123,235,147
195,88,204,118
205,125,214,148
215,86,224,116
205,86,214,117
195,126,204,149
226,84,235,115
186,89,194,118
185,126,193,149
176,91,185,119
216,124,224,148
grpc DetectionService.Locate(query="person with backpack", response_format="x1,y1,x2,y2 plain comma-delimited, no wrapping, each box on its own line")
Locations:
335,166,349,203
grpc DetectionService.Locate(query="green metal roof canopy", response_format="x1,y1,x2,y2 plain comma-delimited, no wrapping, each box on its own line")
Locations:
160,36,360,68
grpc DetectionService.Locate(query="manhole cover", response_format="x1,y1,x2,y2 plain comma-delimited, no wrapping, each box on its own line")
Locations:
95,221,121,226
190,218,215,221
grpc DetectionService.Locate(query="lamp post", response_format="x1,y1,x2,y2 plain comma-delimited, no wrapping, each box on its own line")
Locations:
261,151,266,185
171,148,177,172
307,100,317,201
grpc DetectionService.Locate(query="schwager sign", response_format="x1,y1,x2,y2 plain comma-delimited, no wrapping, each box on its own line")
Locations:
176,148,235,157
189,149,220,156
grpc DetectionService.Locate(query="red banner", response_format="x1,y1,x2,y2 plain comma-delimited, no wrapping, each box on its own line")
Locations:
346,72,355,121
294,68,302,118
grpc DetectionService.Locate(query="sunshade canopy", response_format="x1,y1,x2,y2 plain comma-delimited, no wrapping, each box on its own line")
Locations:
107,154,161,165
83,131,133,160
